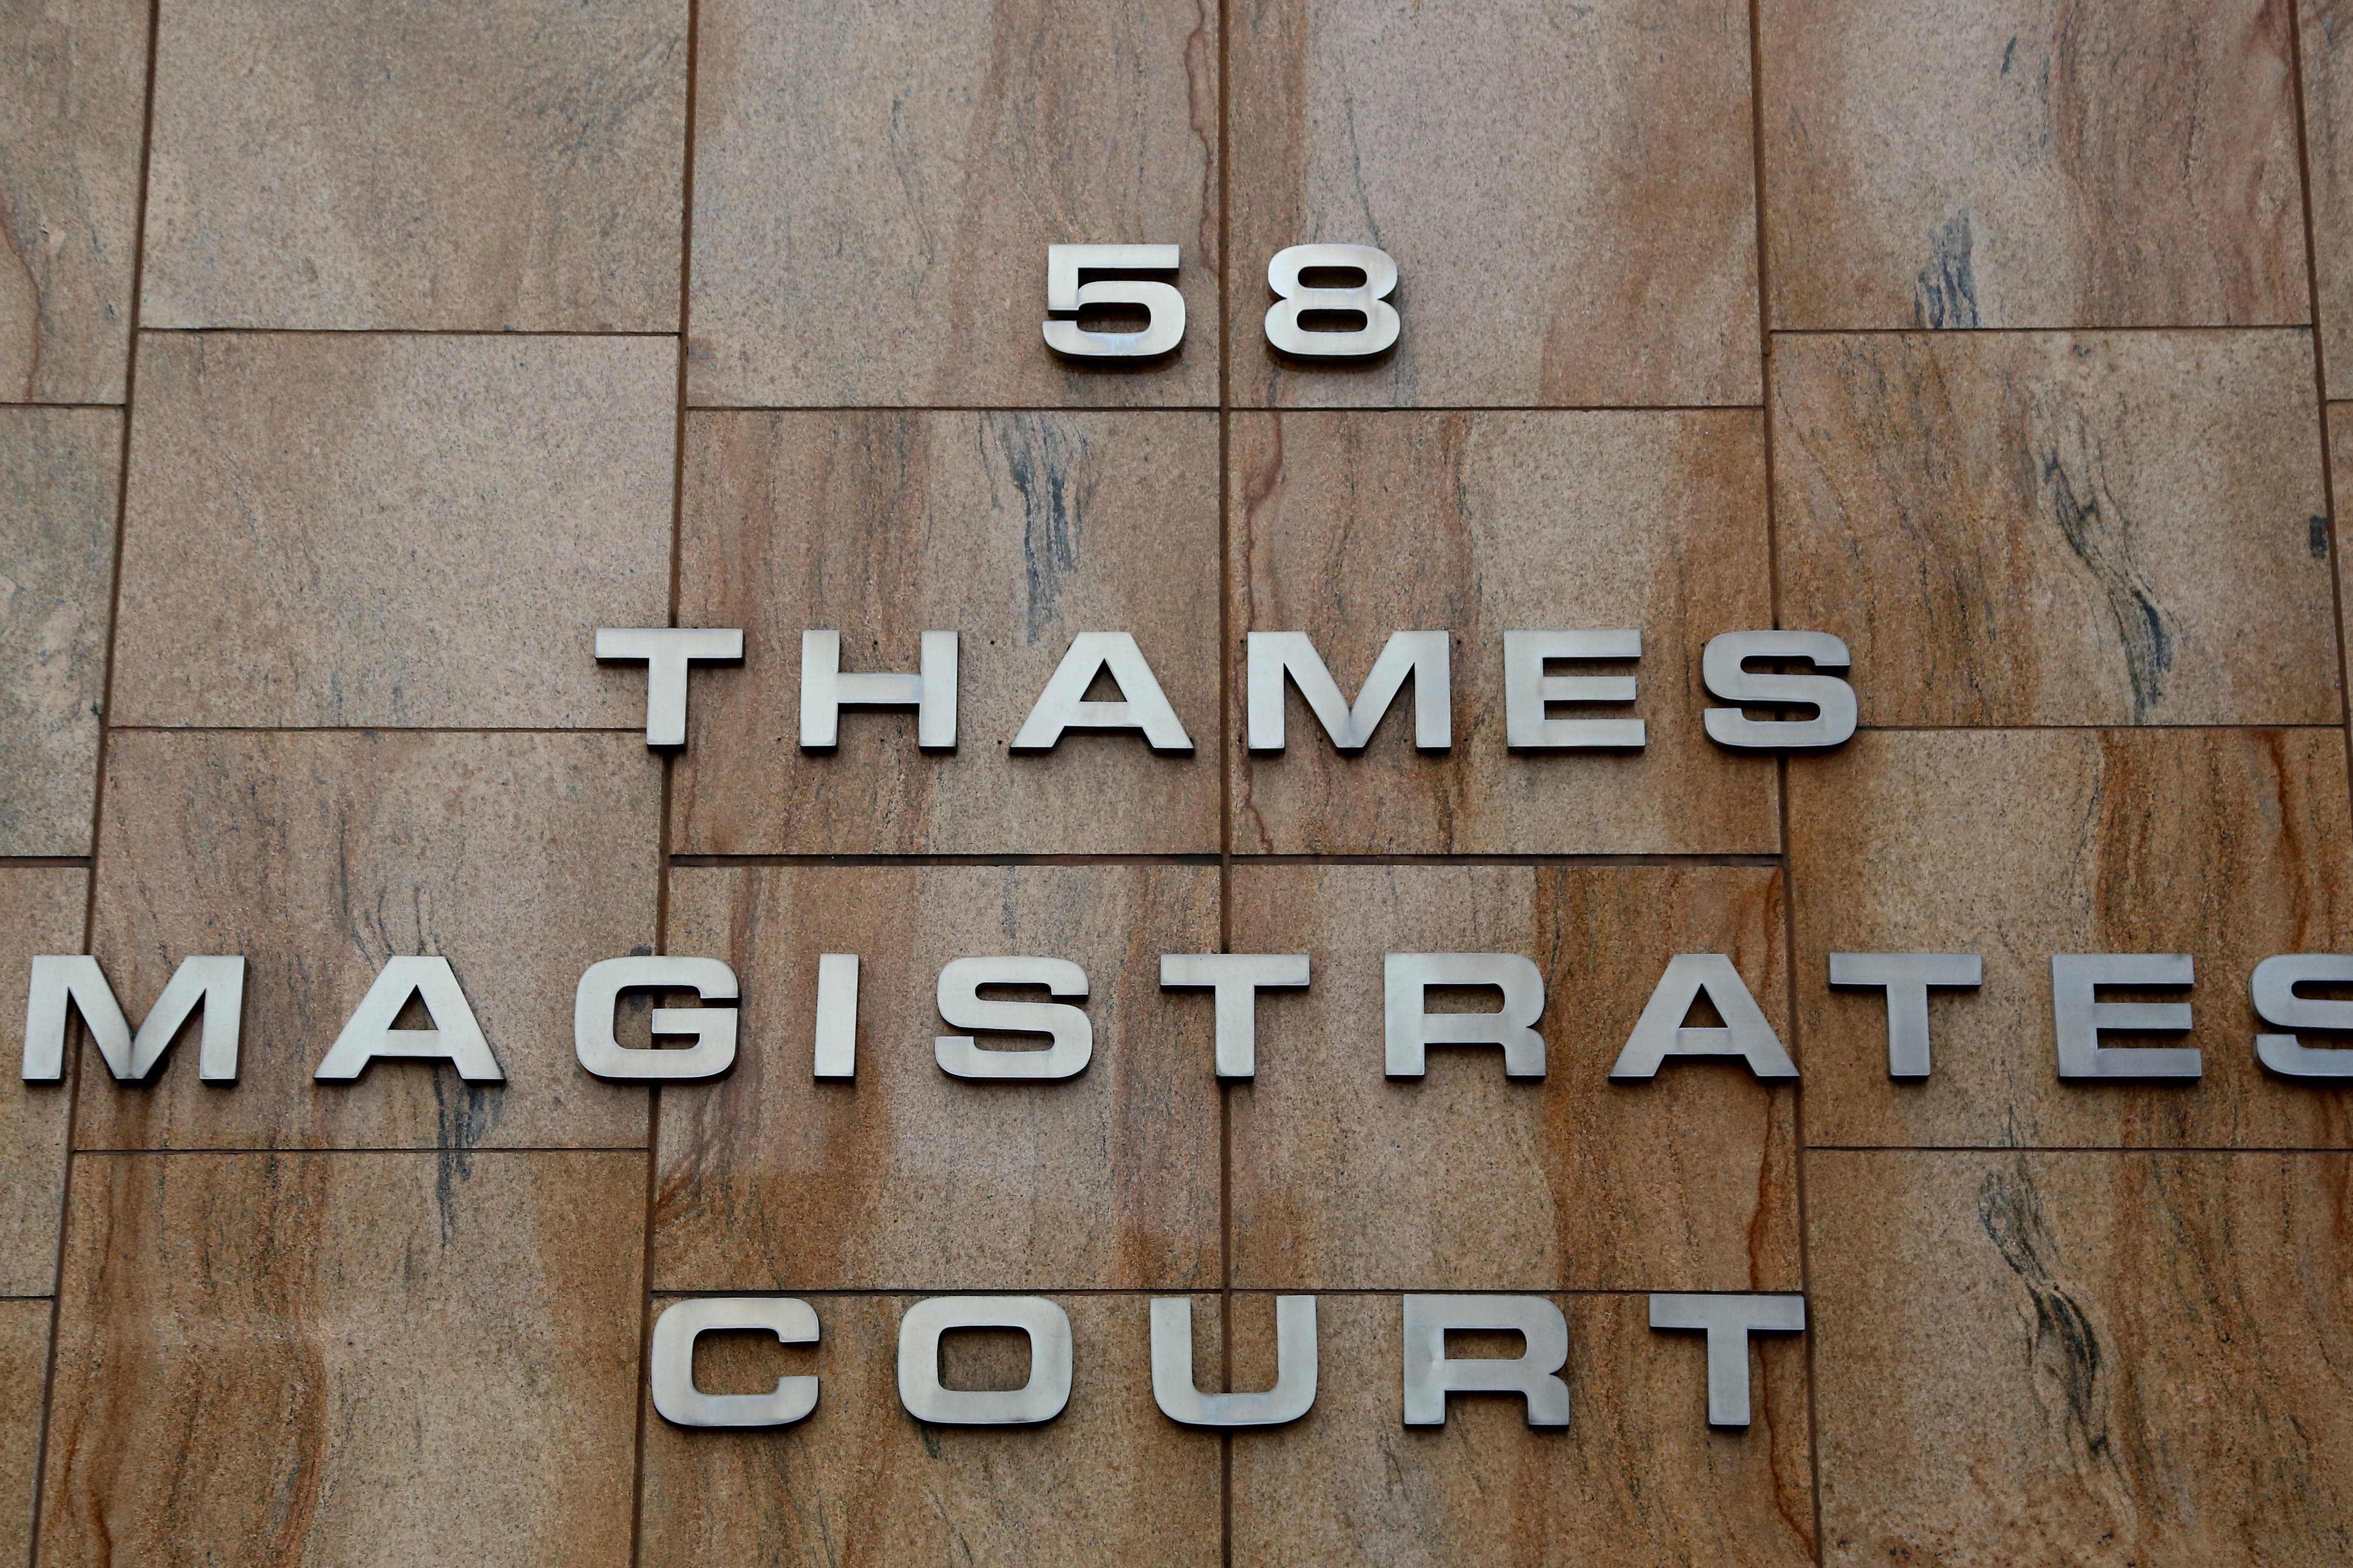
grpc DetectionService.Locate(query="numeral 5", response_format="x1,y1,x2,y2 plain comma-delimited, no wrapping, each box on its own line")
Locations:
1042,244,1186,359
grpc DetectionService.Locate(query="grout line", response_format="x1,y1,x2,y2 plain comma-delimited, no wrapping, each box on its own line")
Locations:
637,1284,1815,1298
28,5,162,1560
1855,721,2342,732
70,1145,655,1157
670,852,1784,868
628,3,700,1562
1216,4,1235,1557
680,401,1760,415
104,724,647,735
0,858,93,870
672,852,1225,867
1767,322,2316,337
1743,9,1828,1563
2285,3,2353,832
0,401,127,412
59,1143,2347,1160
134,326,682,339
1807,1145,2353,1156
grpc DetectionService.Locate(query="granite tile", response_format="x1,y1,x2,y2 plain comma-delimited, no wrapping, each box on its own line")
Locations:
2327,405,2353,701
141,0,685,331
1230,410,1779,854
77,730,659,1150
0,867,81,1294
0,1300,44,1566
0,406,115,854
1791,728,2353,1149
1228,863,1799,1292
1809,1150,2353,1566
112,333,674,728
671,410,1219,855
656,864,1221,1291
1230,1292,1812,1568
0,0,146,401
639,1292,1220,1568
687,0,1217,407
38,1150,644,1567
1761,0,2304,329
1776,331,2336,725
1227,0,1757,407
2304,4,2353,395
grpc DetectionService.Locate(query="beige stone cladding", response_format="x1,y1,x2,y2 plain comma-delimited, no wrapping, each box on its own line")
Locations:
0,1,2344,1563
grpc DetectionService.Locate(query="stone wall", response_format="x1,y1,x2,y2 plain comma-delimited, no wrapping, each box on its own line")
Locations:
2,2,2350,1563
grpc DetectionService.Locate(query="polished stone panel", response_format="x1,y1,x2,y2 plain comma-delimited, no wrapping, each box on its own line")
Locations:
656,864,1221,1291
1229,863,1799,1292
142,0,685,330
112,333,674,728
38,1151,644,1567
639,1292,1220,1568
1761,0,2304,329
2328,406,2353,702
0,1300,44,1565
1229,1292,1813,1568
2304,3,2353,395
0,867,81,1294
1228,0,1757,407
671,410,1219,855
687,0,1217,407
1810,1150,2353,1566
1229,410,1779,854
1776,331,2335,725
0,407,116,854
0,0,146,402
77,731,659,1150
1792,729,2353,1149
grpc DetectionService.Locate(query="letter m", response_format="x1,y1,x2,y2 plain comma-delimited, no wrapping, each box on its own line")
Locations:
22,956,245,1083
1246,631,1451,752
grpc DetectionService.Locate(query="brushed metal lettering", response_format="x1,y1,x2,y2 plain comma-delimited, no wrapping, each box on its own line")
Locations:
1011,632,1193,753
1384,953,1545,1080
1043,244,1185,358
1159,953,1310,1079
2251,954,2353,1078
1502,629,1644,750
22,954,245,1083
1700,630,1857,750
1247,630,1450,752
1611,953,1797,1080
1648,1292,1806,1427
595,626,743,748
897,1296,1073,1425
1266,244,1400,357
2050,954,2199,1080
1151,1296,1316,1428
1827,952,1983,1079
574,956,739,1081
315,956,503,1082
936,956,1092,1080
1400,1294,1568,1428
650,1297,820,1429
814,953,860,1080
799,629,958,750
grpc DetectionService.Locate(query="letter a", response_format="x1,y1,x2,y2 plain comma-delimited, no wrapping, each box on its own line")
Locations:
315,957,503,1082
1609,953,1797,1081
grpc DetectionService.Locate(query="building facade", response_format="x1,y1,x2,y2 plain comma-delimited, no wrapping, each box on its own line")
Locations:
3,1,2351,1563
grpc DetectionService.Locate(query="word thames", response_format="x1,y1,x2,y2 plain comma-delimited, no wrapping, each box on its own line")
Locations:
594,626,1864,753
